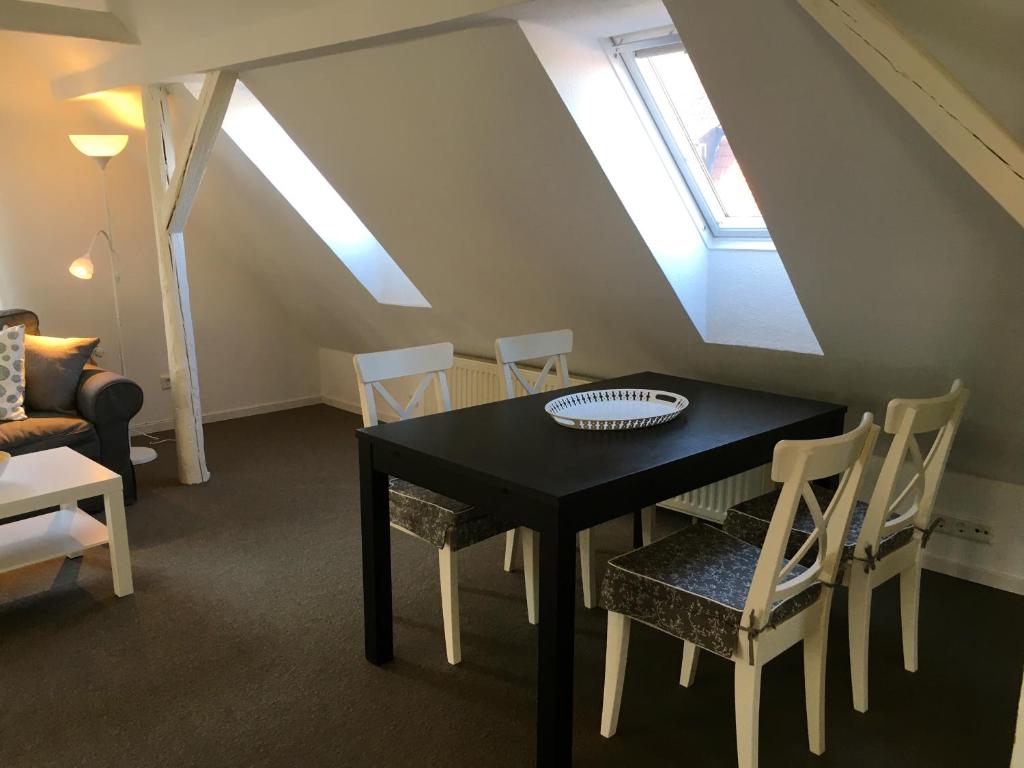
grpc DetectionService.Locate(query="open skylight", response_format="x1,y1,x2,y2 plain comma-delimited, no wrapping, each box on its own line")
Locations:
186,81,429,308
616,31,769,240
521,22,821,355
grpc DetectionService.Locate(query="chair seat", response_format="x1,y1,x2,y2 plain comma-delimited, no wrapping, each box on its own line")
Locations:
600,524,822,659
389,478,511,551
723,485,914,571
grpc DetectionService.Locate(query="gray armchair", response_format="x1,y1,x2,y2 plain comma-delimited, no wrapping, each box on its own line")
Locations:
0,309,144,504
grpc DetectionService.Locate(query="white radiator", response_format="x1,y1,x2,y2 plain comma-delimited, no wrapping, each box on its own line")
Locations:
659,465,775,524
450,356,773,524
449,355,590,409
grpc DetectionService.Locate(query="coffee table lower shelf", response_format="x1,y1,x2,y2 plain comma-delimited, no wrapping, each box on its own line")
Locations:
0,507,109,575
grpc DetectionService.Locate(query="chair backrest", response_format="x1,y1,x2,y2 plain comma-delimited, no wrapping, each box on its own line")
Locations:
494,330,572,399
856,380,968,556
744,413,879,629
352,342,454,427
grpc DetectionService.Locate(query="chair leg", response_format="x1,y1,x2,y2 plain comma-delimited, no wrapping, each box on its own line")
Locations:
899,563,922,673
579,529,595,609
600,611,631,738
523,529,540,625
804,603,831,755
641,506,656,546
680,641,700,687
438,545,461,665
503,528,518,573
848,571,873,713
735,661,763,768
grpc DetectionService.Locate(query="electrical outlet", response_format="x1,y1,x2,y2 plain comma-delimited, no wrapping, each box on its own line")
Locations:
160,374,172,391
933,515,993,545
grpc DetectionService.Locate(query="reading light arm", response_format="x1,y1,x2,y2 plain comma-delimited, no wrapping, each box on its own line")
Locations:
86,228,114,256
86,228,127,378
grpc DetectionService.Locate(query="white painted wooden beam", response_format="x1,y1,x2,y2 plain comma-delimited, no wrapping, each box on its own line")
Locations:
796,0,1024,229
0,0,136,43
50,0,524,99
162,71,236,233
141,77,235,485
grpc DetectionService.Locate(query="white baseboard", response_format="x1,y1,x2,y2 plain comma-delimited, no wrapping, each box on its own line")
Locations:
321,396,362,416
131,395,323,435
923,551,1023,595
321,395,409,423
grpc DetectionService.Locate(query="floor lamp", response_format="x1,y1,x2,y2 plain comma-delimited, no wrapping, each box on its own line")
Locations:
68,134,158,466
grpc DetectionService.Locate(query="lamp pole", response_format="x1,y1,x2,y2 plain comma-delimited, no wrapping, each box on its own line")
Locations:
98,169,128,379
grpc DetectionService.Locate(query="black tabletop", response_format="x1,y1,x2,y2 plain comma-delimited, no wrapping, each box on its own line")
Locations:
357,372,845,504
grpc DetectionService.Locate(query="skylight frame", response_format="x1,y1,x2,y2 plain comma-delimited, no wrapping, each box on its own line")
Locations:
614,31,771,241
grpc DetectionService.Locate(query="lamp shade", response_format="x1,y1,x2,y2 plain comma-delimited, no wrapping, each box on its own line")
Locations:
69,134,129,158
69,255,95,280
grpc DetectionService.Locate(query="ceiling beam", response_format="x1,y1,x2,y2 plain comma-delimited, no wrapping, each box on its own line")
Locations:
0,0,136,43
796,0,1024,229
51,0,525,99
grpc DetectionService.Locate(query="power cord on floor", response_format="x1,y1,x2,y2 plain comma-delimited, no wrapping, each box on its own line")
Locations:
133,431,176,446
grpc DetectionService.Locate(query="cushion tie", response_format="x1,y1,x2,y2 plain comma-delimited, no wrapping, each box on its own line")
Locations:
738,609,777,666
850,543,882,575
914,519,940,549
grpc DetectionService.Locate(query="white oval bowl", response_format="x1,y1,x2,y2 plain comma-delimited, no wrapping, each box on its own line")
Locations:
544,388,688,430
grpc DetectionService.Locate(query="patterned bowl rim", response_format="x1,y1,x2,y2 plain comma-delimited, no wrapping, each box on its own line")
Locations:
544,388,689,422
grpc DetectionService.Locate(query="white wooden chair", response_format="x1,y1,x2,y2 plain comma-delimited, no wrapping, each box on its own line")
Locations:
600,414,878,768
353,342,527,665
725,380,968,712
495,330,597,617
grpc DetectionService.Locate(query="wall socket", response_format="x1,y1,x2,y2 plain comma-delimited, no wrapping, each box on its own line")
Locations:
934,515,993,545
160,374,172,391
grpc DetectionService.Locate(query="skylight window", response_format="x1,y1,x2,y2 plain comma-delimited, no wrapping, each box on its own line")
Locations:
186,81,429,308
616,32,769,240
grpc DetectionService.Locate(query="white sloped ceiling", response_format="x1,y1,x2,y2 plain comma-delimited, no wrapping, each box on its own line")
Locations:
874,0,1024,144
182,15,1021,483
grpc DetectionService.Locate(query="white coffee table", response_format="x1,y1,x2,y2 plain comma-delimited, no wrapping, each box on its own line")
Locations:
0,447,133,596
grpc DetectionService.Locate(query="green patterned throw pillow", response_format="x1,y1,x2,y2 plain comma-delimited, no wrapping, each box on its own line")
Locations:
0,324,27,421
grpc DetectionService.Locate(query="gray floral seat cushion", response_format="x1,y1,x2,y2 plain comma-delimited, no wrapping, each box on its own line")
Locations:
723,484,914,572
600,524,822,659
389,478,511,551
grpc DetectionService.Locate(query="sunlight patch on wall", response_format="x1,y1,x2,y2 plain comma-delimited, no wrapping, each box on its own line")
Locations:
186,82,429,308
72,87,145,130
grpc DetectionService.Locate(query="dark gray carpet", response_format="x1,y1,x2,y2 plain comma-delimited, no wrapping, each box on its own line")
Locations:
0,405,1020,767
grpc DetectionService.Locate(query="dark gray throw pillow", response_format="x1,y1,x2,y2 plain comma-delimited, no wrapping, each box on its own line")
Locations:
24,334,100,414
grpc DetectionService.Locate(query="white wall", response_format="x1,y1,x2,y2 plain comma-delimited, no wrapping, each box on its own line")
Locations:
240,19,1024,483
921,472,1024,594
0,32,321,430
320,348,361,415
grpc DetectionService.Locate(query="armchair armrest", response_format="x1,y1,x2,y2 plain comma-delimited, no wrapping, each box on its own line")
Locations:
77,364,144,424
76,364,145,505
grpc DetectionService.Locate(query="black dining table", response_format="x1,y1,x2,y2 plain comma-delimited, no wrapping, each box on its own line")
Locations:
357,371,846,766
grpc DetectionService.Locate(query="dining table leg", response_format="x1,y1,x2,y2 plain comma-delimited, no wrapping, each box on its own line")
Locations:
360,440,393,665
632,510,644,548
536,517,578,767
